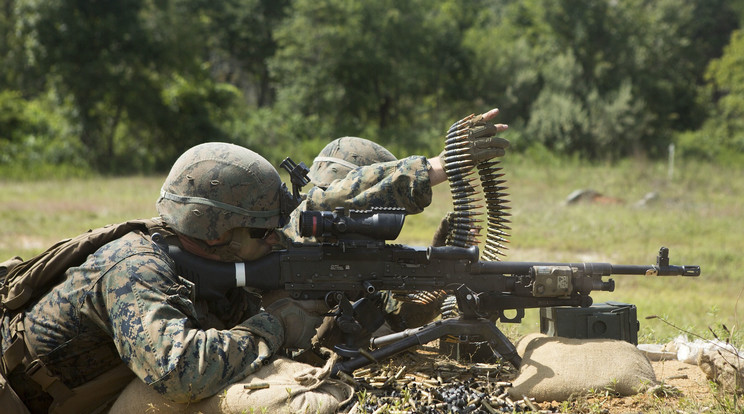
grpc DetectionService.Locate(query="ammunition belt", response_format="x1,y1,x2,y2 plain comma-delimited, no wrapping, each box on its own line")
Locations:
442,113,511,259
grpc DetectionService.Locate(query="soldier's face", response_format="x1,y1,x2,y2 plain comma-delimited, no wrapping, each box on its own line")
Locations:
229,228,280,261
205,227,280,262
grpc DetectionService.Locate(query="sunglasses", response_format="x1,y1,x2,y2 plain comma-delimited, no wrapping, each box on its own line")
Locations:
247,227,275,239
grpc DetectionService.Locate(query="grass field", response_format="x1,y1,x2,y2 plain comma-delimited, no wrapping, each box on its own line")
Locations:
1,155,741,347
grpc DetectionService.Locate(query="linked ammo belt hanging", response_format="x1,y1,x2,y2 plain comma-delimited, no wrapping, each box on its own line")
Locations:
442,113,511,260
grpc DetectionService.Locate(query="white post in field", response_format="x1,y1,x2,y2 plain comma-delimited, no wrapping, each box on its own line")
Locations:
668,143,675,181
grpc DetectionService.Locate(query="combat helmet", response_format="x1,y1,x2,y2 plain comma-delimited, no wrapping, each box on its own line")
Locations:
307,137,397,188
157,142,285,241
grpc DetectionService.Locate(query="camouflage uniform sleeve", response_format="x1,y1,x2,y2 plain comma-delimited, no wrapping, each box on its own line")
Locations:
102,250,284,403
304,155,433,214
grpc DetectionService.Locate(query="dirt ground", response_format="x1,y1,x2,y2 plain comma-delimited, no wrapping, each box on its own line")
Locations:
347,343,725,413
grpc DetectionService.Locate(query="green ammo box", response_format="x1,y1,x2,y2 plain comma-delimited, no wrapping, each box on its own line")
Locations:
539,301,640,345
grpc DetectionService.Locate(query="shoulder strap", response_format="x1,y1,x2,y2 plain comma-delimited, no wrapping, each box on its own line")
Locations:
0,219,161,311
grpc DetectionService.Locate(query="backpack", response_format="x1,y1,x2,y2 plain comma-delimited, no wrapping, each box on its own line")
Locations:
0,218,168,414
0,219,160,311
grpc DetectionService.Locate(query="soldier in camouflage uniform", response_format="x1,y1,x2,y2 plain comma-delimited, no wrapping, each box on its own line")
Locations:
292,107,510,233
0,143,329,412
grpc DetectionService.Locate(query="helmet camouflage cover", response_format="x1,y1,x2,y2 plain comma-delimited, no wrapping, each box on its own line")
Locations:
307,136,397,188
157,142,285,240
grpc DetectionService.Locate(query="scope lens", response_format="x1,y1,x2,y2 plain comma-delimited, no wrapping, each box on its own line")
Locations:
299,211,329,237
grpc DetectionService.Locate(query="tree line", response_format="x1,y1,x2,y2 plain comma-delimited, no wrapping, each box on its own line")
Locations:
1,0,743,177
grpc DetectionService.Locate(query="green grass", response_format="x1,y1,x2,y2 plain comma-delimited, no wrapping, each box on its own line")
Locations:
0,176,164,258
1,156,741,346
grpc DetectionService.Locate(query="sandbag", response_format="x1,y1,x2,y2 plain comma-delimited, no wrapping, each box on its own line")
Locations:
108,357,354,414
508,334,656,402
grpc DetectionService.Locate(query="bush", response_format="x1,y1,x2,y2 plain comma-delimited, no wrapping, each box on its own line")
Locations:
0,91,90,179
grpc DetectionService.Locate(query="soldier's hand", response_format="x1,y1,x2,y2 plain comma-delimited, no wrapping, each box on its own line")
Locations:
467,108,510,163
446,108,510,164
265,298,328,349
311,314,344,350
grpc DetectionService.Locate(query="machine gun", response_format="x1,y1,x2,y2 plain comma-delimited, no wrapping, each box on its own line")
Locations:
160,207,700,376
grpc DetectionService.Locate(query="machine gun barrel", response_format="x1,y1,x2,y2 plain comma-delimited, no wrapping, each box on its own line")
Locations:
606,264,700,276
473,261,700,277
428,245,700,277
